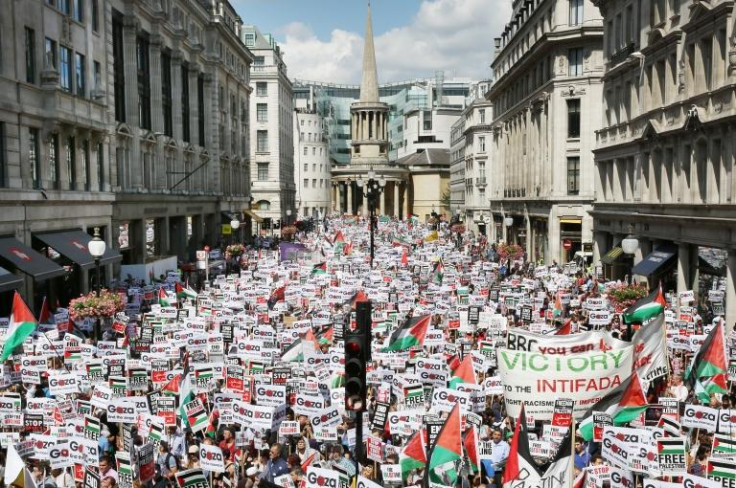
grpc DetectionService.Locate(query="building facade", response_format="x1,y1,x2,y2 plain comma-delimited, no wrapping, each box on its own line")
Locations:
243,25,295,230
487,0,603,264
591,0,736,326
294,85,331,220
0,0,254,310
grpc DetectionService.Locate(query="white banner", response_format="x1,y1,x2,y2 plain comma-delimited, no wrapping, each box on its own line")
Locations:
497,347,633,421
682,404,718,432
305,467,341,488
506,329,629,355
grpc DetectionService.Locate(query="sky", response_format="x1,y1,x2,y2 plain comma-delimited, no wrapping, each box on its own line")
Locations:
231,0,512,84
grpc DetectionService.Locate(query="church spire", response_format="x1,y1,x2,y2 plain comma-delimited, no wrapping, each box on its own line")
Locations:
359,1,380,102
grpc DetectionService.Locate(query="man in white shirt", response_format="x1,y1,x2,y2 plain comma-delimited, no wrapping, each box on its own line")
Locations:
490,428,510,487
669,375,689,403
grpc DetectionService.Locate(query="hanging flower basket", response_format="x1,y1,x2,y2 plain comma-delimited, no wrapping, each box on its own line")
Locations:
497,243,525,261
226,244,245,257
606,282,648,311
450,224,466,233
281,225,297,236
69,289,125,322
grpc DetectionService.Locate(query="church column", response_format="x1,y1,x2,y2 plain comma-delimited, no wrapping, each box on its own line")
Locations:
403,182,409,217
123,16,142,189
393,182,399,218
347,181,353,214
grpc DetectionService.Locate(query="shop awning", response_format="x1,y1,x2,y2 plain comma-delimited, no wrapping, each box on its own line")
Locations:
632,244,677,277
243,209,263,223
0,237,66,281
0,266,23,292
34,230,122,270
601,246,625,265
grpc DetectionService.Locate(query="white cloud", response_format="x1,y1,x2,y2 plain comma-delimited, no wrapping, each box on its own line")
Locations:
278,0,511,84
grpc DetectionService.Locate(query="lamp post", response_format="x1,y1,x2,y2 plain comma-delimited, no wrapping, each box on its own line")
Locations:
230,218,240,245
357,169,386,267
504,216,514,243
286,209,292,241
88,227,106,342
455,208,462,249
621,225,639,340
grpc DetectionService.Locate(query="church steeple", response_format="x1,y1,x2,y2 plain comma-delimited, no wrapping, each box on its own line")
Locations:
359,1,380,102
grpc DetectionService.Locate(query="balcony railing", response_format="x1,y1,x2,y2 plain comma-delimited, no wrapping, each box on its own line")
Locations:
609,43,636,66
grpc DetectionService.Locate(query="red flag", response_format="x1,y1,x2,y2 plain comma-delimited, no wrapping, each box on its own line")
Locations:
554,319,572,335
39,296,53,324
401,248,408,267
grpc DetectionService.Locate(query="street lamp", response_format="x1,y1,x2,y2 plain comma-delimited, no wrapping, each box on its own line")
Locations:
455,208,462,249
357,169,386,267
286,209,293,241
504,216,514,243
88,227,106,342
230,218,240,244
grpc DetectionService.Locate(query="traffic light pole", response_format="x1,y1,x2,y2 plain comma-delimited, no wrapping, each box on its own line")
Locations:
353,300,372,474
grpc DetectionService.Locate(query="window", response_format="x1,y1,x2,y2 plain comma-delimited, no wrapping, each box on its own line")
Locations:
312,179,316,188
25,28,36,84
567,99,581,138
256,130,268,152
97,142,104,190
423,111,432,131
569,0,583,25
29,128,41,188
182,63,190,143
567,157,580,194
312,147,316,156
58,0,70,14
137,35,151,130
49,134,60,189
303,178,309,188
91,0,99,31
257,163,268,181
66,136,76,189
257,103,268,122
244,33,255,47
112,11,125,122
479,109,485,124
303,163,308,172
60,47,72,92
568,48,583,76
256,82,267,96
72,0,83,22
45,38,57,70
75,53,85,96
198,74,205,145
478,136,486,152
0,124,4,187
303,146,308,156
161,50,172,136
254,56,264,66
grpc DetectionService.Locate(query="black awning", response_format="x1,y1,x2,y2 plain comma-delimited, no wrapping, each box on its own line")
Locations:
0,237,66,281
632,244,677,277
34,230,122,270
601,246,625,265
0,266,23,292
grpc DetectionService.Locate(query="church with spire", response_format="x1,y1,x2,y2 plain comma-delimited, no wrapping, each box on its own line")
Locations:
330,2,412,218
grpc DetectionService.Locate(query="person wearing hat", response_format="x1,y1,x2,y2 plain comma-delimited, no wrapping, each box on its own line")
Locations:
185,445,202,470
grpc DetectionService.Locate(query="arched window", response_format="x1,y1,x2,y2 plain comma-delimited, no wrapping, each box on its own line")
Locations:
257,200,270,211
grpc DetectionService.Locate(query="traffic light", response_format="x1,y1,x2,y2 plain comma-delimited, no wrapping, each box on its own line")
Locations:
274,219,281,230
345,300,371,412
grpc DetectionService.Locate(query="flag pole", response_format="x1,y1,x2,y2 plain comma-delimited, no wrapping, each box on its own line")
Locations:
569,416,575,488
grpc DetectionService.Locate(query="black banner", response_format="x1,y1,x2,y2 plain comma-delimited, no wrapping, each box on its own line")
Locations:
371,401,390,431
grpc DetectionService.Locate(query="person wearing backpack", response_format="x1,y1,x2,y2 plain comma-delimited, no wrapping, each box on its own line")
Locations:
156,441,179,486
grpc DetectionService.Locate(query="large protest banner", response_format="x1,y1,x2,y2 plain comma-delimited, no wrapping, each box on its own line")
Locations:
497,347,633,420
506,329,629,355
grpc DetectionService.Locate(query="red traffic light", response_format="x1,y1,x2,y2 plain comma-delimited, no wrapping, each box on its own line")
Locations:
346,340,362,354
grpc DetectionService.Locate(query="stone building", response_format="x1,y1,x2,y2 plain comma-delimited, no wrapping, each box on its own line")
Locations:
0,0,254,310
294,85,331,220
591,0,736,326
486,0,603,264
243,24,295,233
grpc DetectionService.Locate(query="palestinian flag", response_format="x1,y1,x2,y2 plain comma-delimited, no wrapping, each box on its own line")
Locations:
714,434,736,455
686,321,727,385
175,283,197,301
149,421,164,443
463,426,480,475
267,286,286,310
334,230,345,243
540,426,573,485
572,470,587,488
382,314,431,352
577,373,648,441
39,296,54,325
301,452,318,472
1,291,37,362
503,405,542,487
280,339,305,363
401,248,409,267
658,438,686,456
657,416,681,436
393,235,411,248
162,373,183,395
554,319,572,335
311,262,327,275
84,415,101,438
428,402,462,485
623,286,666,324
449,354,477,389
342,290,369,309
158,287,171,307
432,259,444,285
701,373,729,397
176,469,209,488
552,292,564,318
708,459,736,480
